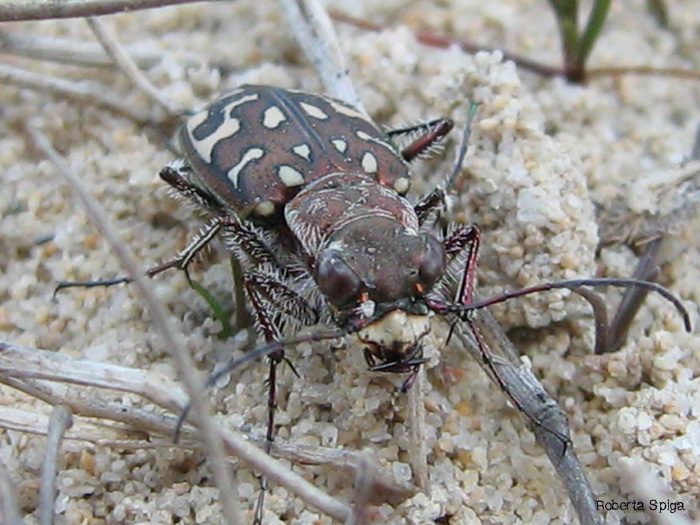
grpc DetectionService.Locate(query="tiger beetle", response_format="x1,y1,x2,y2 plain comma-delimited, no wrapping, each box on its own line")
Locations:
57,84,691,522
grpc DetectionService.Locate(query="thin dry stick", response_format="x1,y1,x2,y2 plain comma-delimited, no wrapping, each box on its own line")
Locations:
278,0,363,112
26,128,244,525
408,366,429,491
0,63,147,123
346,453,374,525
0,458,22,525
457,310,603,525
86,16,181,116
0,30,198,69
0,339,356,520
0,0,209,22
264,440,415,506
0,402,156,443
39,405,73,525
0,340,189,413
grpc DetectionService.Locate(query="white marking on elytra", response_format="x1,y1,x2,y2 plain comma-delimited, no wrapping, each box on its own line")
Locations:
300,102,329,120
328,100,369,121
278,165,305,187
187,109,209,131
356,130,398,155
255,200,276,217
361,151,378,174
393,177,411,194
292,144,312,161
187,93,259,163
331,139,348,153
263,106,287,128
227,147,264,187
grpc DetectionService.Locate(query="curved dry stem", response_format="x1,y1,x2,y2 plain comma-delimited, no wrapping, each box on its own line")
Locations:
26,128,244,525
0,0,210,22
39,405,73,525
0,63,148,122
86,16,181,116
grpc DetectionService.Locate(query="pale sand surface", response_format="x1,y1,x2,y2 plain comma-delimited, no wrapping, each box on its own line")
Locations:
1,2,699,523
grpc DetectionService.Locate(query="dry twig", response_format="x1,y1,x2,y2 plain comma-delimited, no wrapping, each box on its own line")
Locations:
0,0,208,22
26,127,244,525
0,340,358,522
278,0,363,111
86,16,181,116
0,63,148,123
39,405,73,525
0,459,22,525
0,30,200,69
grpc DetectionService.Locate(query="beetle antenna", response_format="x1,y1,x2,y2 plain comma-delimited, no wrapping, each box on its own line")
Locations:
446,101,479,192
432,277,691,333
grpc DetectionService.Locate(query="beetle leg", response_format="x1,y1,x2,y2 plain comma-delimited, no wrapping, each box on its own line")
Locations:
437,224,570,445
444,224,481,308
53,218,223,293
244,272,318,327
241,270,317,523
413,187,447,225
160,160,226,214
221,214,316,521
220,215,281,269
386,118,454,162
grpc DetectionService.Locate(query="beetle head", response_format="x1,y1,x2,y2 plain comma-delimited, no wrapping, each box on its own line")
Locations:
313,216,445,374
314,216,445,314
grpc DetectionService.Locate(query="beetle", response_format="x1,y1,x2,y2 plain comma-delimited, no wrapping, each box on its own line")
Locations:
59,84,690,522
158,84,465,520
158,84,463,389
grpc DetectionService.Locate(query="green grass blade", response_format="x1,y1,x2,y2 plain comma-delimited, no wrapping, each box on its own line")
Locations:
189,278,233,339
578,0,612,64
548,0,581,73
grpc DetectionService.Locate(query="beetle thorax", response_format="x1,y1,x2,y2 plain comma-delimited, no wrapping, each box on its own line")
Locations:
320,218,428,304
285,172,419,257
284,171,446,330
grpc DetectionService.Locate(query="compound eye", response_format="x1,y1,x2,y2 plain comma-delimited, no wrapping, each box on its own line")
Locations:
315,252,362,307
417,235,446,292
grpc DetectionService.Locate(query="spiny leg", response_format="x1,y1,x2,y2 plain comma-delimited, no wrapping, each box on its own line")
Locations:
386,118,454,162
54,218,223,293
56,161,229,293
412,103,480,225
220,215,283,271
242,271,317,523
160,161,226,214
244,275,284,524
413,187,446,225
444,224,481,307
437,223,572,445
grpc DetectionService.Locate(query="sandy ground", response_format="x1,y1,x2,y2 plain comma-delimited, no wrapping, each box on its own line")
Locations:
1,1,700,523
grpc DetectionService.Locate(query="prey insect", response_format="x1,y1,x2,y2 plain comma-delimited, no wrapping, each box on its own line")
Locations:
58,84,691,521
